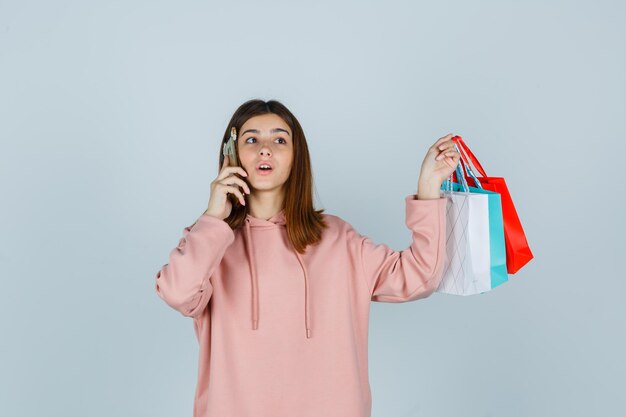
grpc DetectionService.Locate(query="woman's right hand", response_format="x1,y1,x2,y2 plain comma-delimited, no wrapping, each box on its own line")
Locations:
204,156,251,220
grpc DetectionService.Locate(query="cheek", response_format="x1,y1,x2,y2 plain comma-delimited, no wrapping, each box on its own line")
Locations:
280,152,293,169
237,148,254,165
282,158,294,175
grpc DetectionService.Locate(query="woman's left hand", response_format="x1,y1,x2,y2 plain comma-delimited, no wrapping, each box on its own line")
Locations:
417,133,461,197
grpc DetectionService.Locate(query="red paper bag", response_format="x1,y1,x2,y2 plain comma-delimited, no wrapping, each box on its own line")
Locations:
451,136,534,274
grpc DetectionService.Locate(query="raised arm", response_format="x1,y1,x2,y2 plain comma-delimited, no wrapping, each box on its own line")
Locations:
348,195,447,302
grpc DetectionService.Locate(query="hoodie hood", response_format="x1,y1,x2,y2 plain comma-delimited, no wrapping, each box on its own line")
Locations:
243,209,312,338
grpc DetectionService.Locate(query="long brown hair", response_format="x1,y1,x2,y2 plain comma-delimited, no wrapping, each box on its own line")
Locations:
218,99,328,254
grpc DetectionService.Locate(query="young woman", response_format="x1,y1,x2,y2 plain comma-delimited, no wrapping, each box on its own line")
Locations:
155,99,460,417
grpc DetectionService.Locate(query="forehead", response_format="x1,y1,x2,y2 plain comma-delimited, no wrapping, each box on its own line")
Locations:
240,113,290,134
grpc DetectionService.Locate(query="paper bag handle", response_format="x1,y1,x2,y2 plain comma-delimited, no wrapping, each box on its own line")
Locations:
452,135,488,178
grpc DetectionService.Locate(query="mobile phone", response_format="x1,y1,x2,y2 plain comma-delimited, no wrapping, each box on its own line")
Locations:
222,127,247,205
223,126,239,166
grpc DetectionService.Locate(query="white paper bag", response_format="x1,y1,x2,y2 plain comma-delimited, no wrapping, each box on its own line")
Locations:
436,190,492,296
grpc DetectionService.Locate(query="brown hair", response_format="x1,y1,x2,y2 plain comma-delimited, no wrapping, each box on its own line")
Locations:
218,98,328,254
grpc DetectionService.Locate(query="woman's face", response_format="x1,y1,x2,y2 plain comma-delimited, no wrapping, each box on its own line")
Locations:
237,113,294,194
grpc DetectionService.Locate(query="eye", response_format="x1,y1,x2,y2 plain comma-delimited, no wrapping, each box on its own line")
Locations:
244,137,288,144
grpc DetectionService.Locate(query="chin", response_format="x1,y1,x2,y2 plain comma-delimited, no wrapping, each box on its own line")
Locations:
250,179,288,192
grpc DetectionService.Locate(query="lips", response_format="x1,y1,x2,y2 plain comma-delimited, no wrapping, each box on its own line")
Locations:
256,161,274,176
256,161,273,170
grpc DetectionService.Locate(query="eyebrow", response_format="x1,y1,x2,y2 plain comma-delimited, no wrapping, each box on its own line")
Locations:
240,128,291,137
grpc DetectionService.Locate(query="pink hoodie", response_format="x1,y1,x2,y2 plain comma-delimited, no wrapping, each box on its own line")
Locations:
155,194,447,417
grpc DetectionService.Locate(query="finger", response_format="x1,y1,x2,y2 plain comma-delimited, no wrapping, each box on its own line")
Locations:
445,154,461,168
436,150,460,161
220,176,251,194
217,166,248,181
432,134,455,148
222,155,232,172
438,140,457,151
223,185,246,206
219,157,229,175
221,156,247,177
437,150,459,159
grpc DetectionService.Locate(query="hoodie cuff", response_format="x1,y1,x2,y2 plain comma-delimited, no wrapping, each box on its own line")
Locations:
191,213,236,243
404,194,447,230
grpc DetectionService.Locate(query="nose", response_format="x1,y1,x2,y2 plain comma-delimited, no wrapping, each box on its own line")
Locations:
259,145,272,157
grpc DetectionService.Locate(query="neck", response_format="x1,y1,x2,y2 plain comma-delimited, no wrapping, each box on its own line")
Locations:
247,189,285,220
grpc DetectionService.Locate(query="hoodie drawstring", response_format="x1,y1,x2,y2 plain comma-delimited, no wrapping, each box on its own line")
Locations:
243,219,260,331
244,217,311,339
293,251,312,338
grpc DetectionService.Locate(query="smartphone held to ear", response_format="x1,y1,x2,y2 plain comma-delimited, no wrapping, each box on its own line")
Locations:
222,126,248,206
223,127,239,166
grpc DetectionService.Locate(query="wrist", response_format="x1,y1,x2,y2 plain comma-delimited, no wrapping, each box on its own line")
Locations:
203,208,219,219
417,180,442,199
416,191,441,200
417,184,442,200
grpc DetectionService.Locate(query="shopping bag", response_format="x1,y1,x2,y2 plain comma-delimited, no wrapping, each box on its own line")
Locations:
450,149,508,289
451,135,534,274
465,184,507,289
440,180,508,293
435,163,503,296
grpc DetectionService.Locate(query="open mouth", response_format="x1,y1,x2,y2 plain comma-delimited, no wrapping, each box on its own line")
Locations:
256,162,273,175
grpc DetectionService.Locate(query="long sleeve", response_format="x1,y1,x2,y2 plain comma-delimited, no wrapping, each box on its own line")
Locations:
349,194,447,302
155,214,235,318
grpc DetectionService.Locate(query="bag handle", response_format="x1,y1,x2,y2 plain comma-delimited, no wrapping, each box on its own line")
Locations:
452,136,482,179
452,154,483,190
443,143,472,193
452,135,488,178
450,137,484,189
